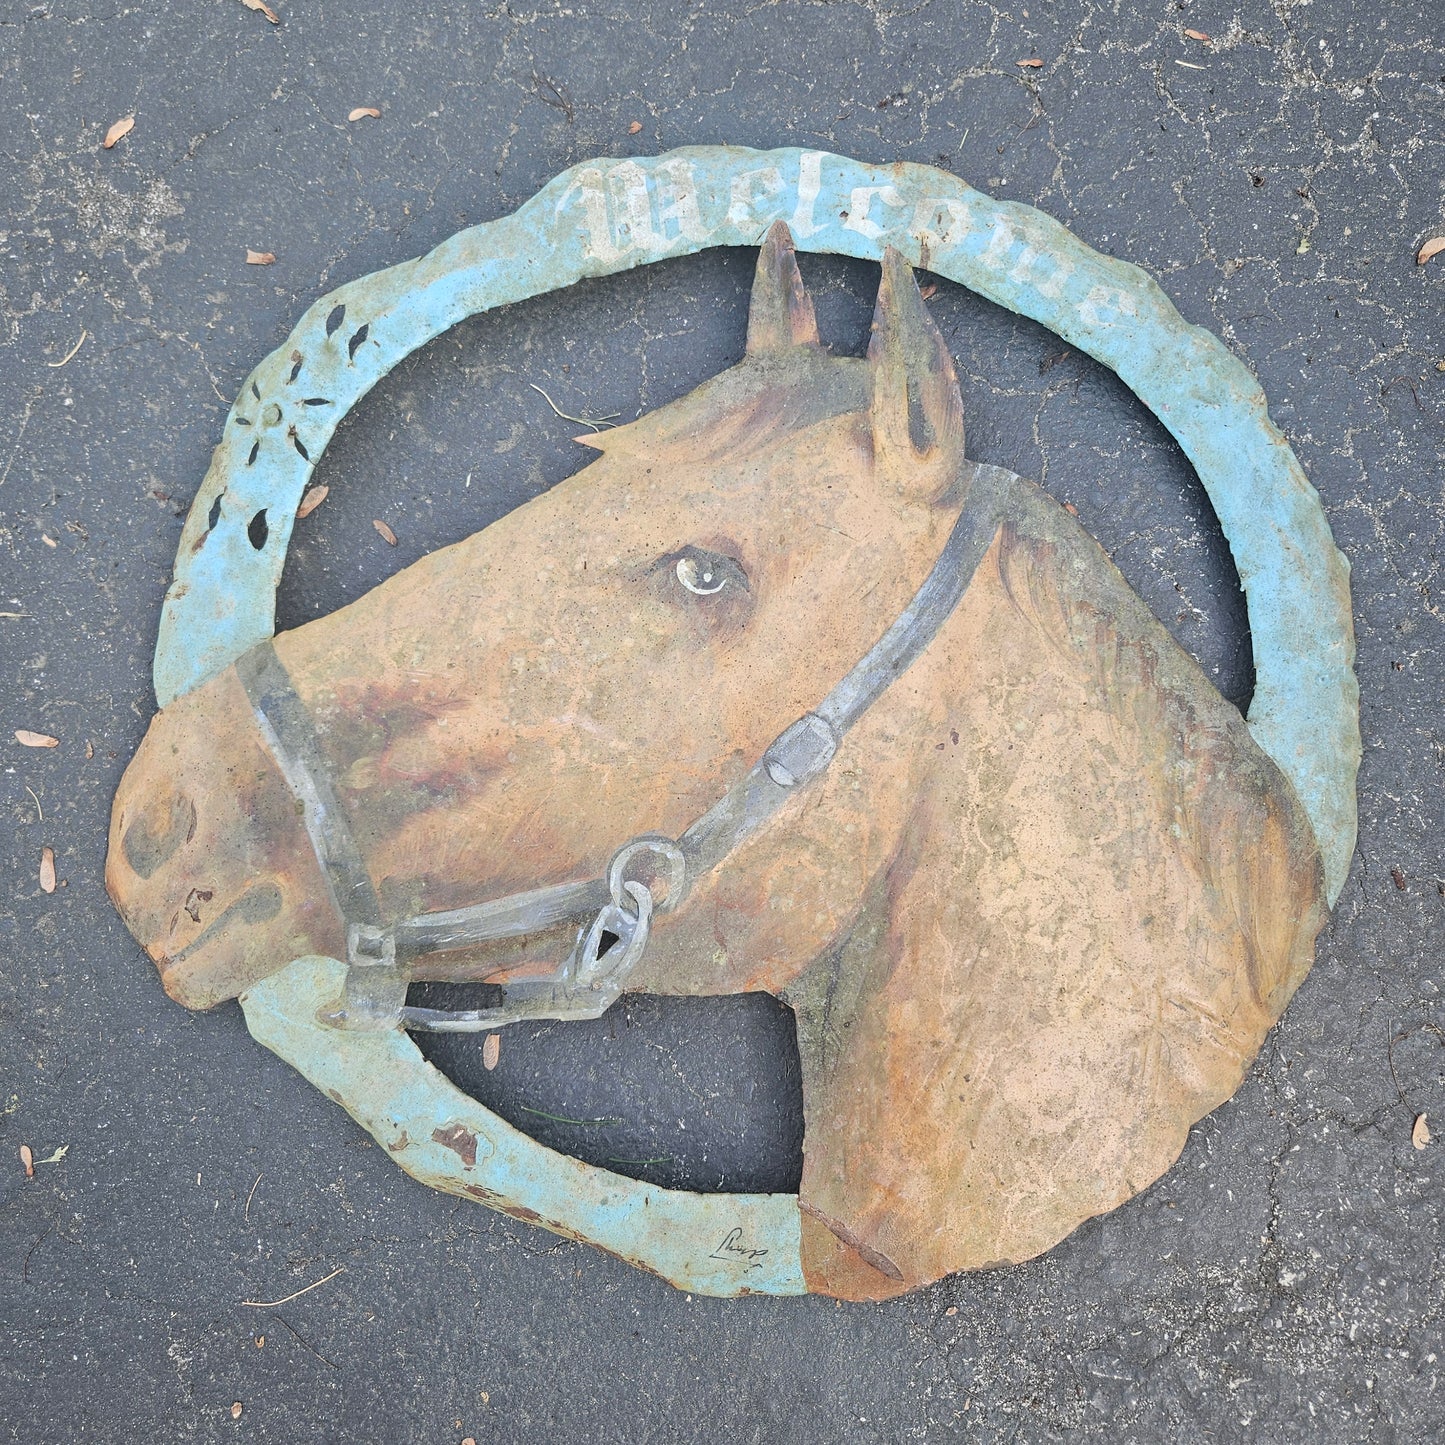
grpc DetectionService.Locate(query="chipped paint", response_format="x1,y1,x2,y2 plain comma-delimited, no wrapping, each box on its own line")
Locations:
241,957,807,1298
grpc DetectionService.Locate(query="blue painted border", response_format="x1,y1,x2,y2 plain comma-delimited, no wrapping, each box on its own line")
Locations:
243,958,805,1297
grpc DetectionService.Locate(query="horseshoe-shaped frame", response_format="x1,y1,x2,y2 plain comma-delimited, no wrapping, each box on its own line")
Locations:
155,147,1359,1297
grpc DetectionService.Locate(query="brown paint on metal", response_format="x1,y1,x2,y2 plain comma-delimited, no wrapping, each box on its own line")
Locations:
107,666,347,1010
431,1124,479,1167
108,224,1326,1298
776,513,1324,1296
797,1211,911,1303
800,1201,903,1281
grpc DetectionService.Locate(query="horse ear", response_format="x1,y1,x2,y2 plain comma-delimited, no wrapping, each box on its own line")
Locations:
868,248,965,502
746,221,820,355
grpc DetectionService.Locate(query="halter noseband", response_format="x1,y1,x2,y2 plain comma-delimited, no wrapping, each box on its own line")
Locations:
237,462,1015,1032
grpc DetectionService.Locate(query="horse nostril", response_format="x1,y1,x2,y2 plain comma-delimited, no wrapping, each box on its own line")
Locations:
122,791,198,880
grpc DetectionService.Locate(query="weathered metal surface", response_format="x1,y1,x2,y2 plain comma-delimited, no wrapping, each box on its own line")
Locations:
151,145,1359,902
115,148,1360,1299
241,956,807,1298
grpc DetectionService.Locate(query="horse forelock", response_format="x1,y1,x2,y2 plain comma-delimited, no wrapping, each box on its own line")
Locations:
583,351,871,472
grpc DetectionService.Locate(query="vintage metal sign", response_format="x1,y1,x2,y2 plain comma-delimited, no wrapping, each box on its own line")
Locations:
106,147,1359,1300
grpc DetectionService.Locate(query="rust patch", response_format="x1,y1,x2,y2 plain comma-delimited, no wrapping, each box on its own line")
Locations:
800,1200,904,1282
431,1124,478,1167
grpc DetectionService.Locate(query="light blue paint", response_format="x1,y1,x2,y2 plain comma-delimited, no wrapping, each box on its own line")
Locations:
154,148,1361,1295
242,957,806,1297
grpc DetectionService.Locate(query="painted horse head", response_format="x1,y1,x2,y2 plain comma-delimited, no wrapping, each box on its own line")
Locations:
108,222,1328,1299
107,222,969,1006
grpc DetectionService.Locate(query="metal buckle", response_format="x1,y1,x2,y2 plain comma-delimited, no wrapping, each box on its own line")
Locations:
327,921,407,1030
763,713,838,788
346,921,396,970
398,877,656,1033
326,835,686,1034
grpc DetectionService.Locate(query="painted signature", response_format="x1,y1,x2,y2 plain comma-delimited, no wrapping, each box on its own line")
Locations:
709,1226,768,1269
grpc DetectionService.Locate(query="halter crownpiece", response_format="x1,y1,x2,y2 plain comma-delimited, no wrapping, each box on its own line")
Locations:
107,147,1358,1300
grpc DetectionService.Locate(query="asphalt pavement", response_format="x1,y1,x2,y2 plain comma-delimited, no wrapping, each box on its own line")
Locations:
2,2,1442,1441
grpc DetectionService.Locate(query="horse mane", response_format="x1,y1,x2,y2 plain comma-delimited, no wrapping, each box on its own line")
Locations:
576,219,963,502
991,501,1327,1013
577,350,871,469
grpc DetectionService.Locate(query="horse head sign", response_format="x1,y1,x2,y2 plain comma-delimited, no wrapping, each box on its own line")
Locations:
106,147,1359,1301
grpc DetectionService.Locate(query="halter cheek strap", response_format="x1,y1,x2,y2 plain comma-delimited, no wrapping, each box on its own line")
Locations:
238,462,1017,1033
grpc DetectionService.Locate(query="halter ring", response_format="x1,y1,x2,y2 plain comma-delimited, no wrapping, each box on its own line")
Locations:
607,837,687,914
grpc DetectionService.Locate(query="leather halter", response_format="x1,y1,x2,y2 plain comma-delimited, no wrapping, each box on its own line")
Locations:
236,463,1015,1033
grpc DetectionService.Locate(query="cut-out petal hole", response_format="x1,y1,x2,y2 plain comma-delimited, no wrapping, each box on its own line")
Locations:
247,509,269,550
348,323,370,360
326,304,346,337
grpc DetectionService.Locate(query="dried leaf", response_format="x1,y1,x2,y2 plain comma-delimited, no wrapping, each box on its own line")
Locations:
628,121,643,134
1184,28,1211,41
246,250,276,266
103,115,135,149
373,519,398,546
483,1033,501,1071
85,740,94,760
297,485,330,518
20,1145,34,1178
1391,866,1406,890
36,1144,67,1165
1414,1114,1431,1149
348,106,381,122
231,1403,244,1421
918,283,938,300
15,729,58,748
1417,236,1445,265
241,0,280,22
1016,58,1044,68
39,847,56,894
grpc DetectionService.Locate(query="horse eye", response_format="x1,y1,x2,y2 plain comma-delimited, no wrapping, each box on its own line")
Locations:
672,547,748,598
